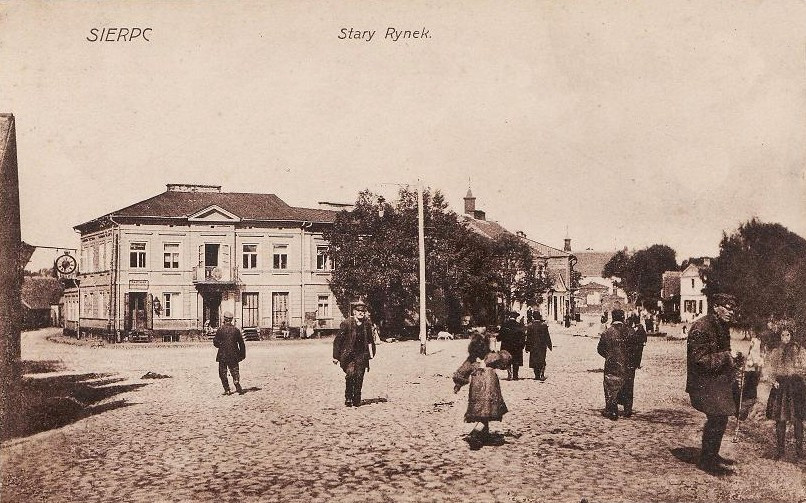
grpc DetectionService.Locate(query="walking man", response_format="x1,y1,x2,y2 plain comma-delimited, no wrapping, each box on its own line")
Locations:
333,300,376,407
214,311,246,395
498,311,526,380
686,293,743,475
597,309,634,420
525,312,552,381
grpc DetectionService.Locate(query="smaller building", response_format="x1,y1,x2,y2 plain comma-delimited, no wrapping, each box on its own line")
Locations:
21,277,64,330
680,263,707,323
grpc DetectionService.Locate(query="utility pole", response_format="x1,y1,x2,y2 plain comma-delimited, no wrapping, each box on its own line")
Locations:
0,113,22,438
417,181,427,355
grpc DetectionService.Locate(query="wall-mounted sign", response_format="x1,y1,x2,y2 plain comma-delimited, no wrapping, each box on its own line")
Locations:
129,279,149,291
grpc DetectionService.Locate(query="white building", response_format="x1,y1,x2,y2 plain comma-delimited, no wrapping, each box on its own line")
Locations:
680,263,708,323
65,184,346,340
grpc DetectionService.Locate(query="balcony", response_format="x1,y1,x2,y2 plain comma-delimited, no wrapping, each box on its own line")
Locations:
192,265,238,288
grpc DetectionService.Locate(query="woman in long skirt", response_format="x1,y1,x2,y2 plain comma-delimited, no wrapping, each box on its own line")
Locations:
765,328,806,460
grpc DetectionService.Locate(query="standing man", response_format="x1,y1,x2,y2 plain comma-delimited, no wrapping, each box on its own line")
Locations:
333,301,376,407
498,311,526,380
686,293,743,475
597,309,634,420
525,312,552,381
213,311,246,395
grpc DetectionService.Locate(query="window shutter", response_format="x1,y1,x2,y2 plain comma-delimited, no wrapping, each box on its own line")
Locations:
221,244,231,280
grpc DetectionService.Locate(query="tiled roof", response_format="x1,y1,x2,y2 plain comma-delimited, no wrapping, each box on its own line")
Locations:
661,271,682,299
22,277,63,310
573,251,617,277
77,190,338,228
462,215,511,240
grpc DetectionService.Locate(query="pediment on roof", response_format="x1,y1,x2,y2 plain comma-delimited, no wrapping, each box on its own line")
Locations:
188,205,241,223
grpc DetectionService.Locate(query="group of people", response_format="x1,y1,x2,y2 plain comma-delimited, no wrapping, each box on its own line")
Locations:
211,294,805,477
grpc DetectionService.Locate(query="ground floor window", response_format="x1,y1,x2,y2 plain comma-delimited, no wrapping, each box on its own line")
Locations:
163,292,180,318
242,292,259,327
317,295,330,319
272,292,289,327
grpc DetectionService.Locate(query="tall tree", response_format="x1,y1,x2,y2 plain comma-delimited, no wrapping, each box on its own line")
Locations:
704,218,806,330
489,233,541,315
603,245,678,306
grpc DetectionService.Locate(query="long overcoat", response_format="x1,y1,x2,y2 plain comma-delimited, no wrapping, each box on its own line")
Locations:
597,322,633,377
497,319,526,366
686,314,736,415
525,321,552,369
332,317,376,372
214,324,246,363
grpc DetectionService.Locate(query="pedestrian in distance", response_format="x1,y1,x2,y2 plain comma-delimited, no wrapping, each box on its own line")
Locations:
332,300,376,407
497,311,526,380
597,309,637,420
525,312,552,381
453,330,512,450
686,293,744,476
764,327,806,460
628,314,648,370
213,311,246,395
616,315,644,416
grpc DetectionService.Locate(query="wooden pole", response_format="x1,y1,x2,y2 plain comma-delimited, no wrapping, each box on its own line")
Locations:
0,113,22,438
417,181,427,355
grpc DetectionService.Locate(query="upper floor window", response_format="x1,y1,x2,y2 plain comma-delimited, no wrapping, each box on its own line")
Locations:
317,295,331,318
130,242,147,268
273,244,288,270
92,245,100,272
243,244,258,269
163,292,180,318
691,278,695,289
316,246,331,270
163,243,180,269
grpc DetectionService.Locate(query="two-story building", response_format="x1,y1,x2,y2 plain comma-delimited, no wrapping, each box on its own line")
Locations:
66,184,346,340
680,261,709,323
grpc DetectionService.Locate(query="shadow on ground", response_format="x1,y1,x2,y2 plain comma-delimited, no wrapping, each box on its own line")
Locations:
635,408,695,427
2,364,148,442
670,446,700,465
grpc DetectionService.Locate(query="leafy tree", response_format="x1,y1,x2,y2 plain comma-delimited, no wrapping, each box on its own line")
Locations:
704,218,806,330
603,245,678,306
489,233,542,315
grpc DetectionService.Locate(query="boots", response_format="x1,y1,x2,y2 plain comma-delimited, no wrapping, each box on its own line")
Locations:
235,382,244,395
539,368,547,381
795,421,803,459
512,366,519,380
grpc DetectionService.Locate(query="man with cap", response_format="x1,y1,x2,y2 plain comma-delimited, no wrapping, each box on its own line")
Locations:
332,300,376,407
597,308,637,419
497,311,526,380
213,311,246,395
686,293,743,475
525,311,552,381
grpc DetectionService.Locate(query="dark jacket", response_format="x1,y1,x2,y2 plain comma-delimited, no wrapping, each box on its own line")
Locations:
686,314,736,415
214,323,246,363
333,316,376,370
525,321,552,368
597,322,635,377
498,319,526,366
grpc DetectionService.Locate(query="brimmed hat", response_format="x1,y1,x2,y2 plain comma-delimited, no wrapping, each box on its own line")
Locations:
351,300,368,311
223,311,234,319
712,293,737,308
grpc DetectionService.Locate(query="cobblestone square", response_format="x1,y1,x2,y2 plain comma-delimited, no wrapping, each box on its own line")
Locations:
2,327,804,503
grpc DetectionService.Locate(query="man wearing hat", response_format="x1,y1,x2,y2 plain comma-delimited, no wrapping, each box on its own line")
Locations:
686,293,743,475
497,311,526,380
597,308,637,419
332,300,376,407
213,311,246,395
525,311,552,381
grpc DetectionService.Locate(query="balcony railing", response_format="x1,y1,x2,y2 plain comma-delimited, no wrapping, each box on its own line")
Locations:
192,265,236,283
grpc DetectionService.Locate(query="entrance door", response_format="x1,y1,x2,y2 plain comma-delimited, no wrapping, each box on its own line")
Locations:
272,292,289,328
203,293,222,329
130,293,147,330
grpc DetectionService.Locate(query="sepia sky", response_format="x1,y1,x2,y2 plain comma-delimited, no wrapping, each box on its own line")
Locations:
2,0,805,270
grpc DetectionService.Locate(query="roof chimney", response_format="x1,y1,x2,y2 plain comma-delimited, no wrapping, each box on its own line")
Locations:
167,183,221,193
564,238,572,252
464,188,476,215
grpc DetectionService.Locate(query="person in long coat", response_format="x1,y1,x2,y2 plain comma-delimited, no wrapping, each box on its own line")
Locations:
525,312,552,381
453,331,511,449
597,309,634,420
332,301,376,407
764,327,806,459
686,293,742,475
213,311,246,395
616,315,644,416
497,311,526,380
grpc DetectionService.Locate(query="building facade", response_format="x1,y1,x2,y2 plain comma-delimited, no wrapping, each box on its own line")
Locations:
66,184,346,339
680,263,707,323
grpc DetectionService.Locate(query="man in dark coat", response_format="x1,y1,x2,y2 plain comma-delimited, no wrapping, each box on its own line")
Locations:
525,312,552,381
213,311,246,395
616,315,645,417
332,301,376,407
597,309,636,420
497,311,526,380
686,293,742,476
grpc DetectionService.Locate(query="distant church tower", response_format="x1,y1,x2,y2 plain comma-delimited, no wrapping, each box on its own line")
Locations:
464,188,476,215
